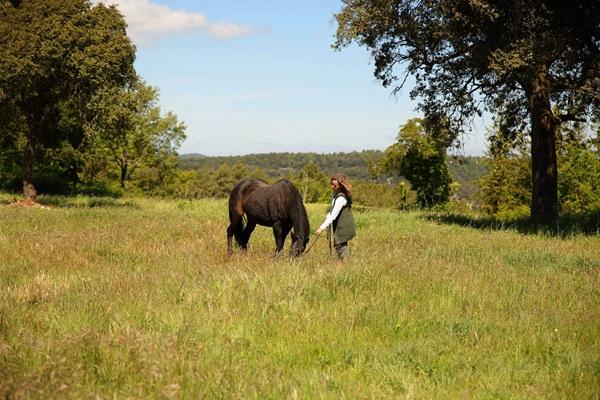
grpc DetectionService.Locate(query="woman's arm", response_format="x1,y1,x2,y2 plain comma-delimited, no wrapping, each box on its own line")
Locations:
317,196,347,233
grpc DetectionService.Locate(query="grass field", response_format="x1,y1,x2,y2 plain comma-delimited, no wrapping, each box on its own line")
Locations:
1,195,599,399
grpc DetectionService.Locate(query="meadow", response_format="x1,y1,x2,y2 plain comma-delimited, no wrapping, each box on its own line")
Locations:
0,195,598,399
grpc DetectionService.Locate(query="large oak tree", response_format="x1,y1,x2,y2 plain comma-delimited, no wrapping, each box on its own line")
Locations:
0,0,135,199
334,0,600,224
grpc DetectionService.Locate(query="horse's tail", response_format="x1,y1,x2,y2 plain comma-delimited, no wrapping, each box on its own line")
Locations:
228,184,246,245
228,178,266,246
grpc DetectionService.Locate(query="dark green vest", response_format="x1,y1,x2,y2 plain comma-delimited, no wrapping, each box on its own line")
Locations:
330,193,356,244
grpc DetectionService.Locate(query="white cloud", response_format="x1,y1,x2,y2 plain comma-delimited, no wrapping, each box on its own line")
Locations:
98,0,268,46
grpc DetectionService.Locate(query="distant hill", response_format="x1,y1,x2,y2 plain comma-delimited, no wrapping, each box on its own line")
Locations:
179,151,488,199
179,153,209,159
178,150,384,181
447,156,489,199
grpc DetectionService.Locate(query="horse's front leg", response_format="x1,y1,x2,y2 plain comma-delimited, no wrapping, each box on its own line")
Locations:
272,221,292,256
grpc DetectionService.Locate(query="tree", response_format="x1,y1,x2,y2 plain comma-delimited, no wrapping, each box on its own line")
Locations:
479,129,531,218
0,98,25,190
377,118,452,207
292,162,329,203
479,119,600,218
84,80,186,189
335,0,600,224
0,0,136,199
556,122,600,214
134,126,185,194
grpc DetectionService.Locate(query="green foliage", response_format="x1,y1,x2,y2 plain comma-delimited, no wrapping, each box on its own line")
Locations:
558,133,600,214
173,162,269,200
377,119,452,208
0,0,136,196
0,2,185,198
479,121,600,219
179,150,383,181
478,132,531,217
172,159,407,209
447,157,488,200
0,100,25,191
290,162,330,203
181,151,487,206
334,0,600,223
352,180,416,209
83,79,186,191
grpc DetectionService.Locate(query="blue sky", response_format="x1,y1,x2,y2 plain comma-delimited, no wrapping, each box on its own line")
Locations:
105,0,488,156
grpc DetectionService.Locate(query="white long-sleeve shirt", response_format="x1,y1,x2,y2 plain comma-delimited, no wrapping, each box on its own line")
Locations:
319,195,348,231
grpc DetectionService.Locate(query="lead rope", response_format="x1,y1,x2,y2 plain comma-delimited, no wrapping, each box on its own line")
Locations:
303,232,322,255
327,225,332,256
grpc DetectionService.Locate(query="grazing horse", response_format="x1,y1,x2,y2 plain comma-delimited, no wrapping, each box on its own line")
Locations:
227,178,310,256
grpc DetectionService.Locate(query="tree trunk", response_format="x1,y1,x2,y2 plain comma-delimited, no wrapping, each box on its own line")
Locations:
528,67,558,226
21,99,51,201
120,161,128,188
302,170,308,203
22,130,37,201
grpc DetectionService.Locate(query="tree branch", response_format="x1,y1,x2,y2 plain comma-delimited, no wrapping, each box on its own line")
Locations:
555,113,586,123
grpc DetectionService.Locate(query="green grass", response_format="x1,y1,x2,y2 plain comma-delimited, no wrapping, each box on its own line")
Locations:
1,196,599,399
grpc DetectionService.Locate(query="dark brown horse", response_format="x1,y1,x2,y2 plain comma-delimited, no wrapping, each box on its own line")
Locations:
227,178,310,256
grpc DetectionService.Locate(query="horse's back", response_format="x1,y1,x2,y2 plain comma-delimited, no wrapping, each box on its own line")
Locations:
253,179,301,205
272,179,299,194
231,178,268,194
228,178,268,218
237,179,301,225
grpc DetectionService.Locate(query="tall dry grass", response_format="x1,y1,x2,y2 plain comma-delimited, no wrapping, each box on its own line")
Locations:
0,196,598,398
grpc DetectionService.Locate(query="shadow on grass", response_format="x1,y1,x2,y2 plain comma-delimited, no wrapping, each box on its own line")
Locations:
37,195,140,209
422,210,600,237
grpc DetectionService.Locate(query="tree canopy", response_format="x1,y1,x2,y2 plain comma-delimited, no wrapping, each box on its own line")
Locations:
0,0,136,198
335,0,600,224
84,79,186,189
377,118,452,207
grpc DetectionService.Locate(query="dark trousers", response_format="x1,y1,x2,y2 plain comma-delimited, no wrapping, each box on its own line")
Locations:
334,241,349,259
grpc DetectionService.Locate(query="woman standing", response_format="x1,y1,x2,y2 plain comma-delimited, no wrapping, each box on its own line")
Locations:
315,174,356,259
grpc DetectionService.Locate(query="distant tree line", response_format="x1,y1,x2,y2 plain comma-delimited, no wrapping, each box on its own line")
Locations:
178,149,487,204
179,150,383,181
171,160,411,209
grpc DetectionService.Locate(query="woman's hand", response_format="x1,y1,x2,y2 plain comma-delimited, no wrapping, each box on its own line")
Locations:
315,228,323,235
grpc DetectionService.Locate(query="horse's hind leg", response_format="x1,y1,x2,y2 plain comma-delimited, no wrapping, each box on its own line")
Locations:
226,224,235,256
227,214,243,256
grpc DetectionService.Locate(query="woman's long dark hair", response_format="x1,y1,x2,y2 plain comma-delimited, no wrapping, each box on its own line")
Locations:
331,174,352,199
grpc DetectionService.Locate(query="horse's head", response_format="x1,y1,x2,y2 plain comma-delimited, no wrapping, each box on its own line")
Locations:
289,231,309,257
